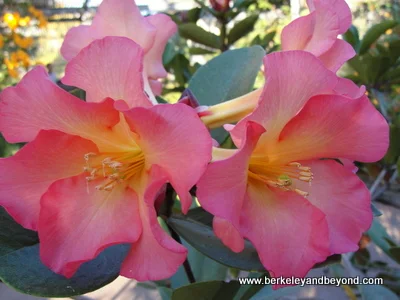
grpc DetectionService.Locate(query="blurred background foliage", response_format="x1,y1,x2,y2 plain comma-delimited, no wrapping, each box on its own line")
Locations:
0,0,399,299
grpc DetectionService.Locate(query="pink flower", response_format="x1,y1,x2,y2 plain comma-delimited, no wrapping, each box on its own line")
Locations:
281,0,355,72
61,0,177,97
197,51,388,284
0,37,211,280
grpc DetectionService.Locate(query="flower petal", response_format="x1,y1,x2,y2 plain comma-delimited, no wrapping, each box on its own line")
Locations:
0,66,119,144
39,174,141,278
273,94,389,163
307,0,352,34
145,14,177,80
62,36,152,108
60,0,156,61
60,25,95,61
197,122,265,251
231,51,337,145
120,165,187,280
318,39,355,72
281,4,339,56
0,130,97,230
123,103,212,213
295,160,372,253
241,181,330,280
333,77,366,99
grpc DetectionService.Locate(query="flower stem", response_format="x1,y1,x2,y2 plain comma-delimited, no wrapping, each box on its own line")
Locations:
167,224,196,283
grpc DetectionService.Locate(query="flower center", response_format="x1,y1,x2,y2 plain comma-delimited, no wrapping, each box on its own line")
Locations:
83,149,145,192
248,159,313,197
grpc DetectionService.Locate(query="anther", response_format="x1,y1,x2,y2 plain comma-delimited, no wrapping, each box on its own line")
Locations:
295,189,309,197
288,162,301,167
299,176,312,182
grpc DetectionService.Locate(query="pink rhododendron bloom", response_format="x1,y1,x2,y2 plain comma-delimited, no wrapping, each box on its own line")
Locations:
197,51,388,284
281,0,355,72
0,37,211,280
61,0,177,98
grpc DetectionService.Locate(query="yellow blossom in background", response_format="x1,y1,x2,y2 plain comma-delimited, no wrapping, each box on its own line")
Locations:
38,16,48,28
4,58,19,78
3,12,20,30
13,34,34,49
0,35,4,48
18,16,31,27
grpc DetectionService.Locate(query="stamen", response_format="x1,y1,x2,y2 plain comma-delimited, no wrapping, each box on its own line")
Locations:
295,189,309,197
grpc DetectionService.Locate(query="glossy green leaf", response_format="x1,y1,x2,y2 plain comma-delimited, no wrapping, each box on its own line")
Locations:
343,25,360,51
388,247,400,263
158,286,173,300
0,208,129,297
168,208,341,272
188,46,265,143
187,7,202,23
228,15,259,45
383,124,400,164
189,47,216,55
367,218,400,263
359,284,398,300
70,88,86,100
163,41,177,65
179,23,222,49
261,31,276,48
172,281,241,300
371,203,382,217
359,20,398,55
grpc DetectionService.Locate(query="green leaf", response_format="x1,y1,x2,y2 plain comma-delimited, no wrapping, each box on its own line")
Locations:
188,46,265,143
388,247,400,263
359,20,398,55
0,208,129,297
163,41,178,65
158,286,173,300
383,124,400,164
187,7,202,23
172,281,241,300
261,31,276,49
371,203,382,217
367,218,400,263
168,208,341,272
359,284,398,300
228,15,259,45
343,25,360,51
0,207,38,256
189,47,216,55
70,88,86,100
179,23,222,49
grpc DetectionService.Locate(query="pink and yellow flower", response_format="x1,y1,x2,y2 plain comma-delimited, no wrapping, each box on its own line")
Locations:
197,51,388,283
61,0,176,97
281,0,355,72
0,37,212,280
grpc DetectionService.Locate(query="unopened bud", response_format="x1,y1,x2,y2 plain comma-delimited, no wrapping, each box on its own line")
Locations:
210,0,230,12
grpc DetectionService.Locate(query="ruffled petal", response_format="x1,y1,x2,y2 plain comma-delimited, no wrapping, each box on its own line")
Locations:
231,51,337,146
307,0,352,34
60,0,156,61
144,14,177,80
241,180,330,281
120,165,187,280
333,77,366,99
123,104,212,213
318,39,355,72
281,5,339,56
62,37,152,108
273,94,389,163
0,66,119,144
197,122,265,251
38,174,141,278
0,130,97,230
60,25,95,61
294,160,372,253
